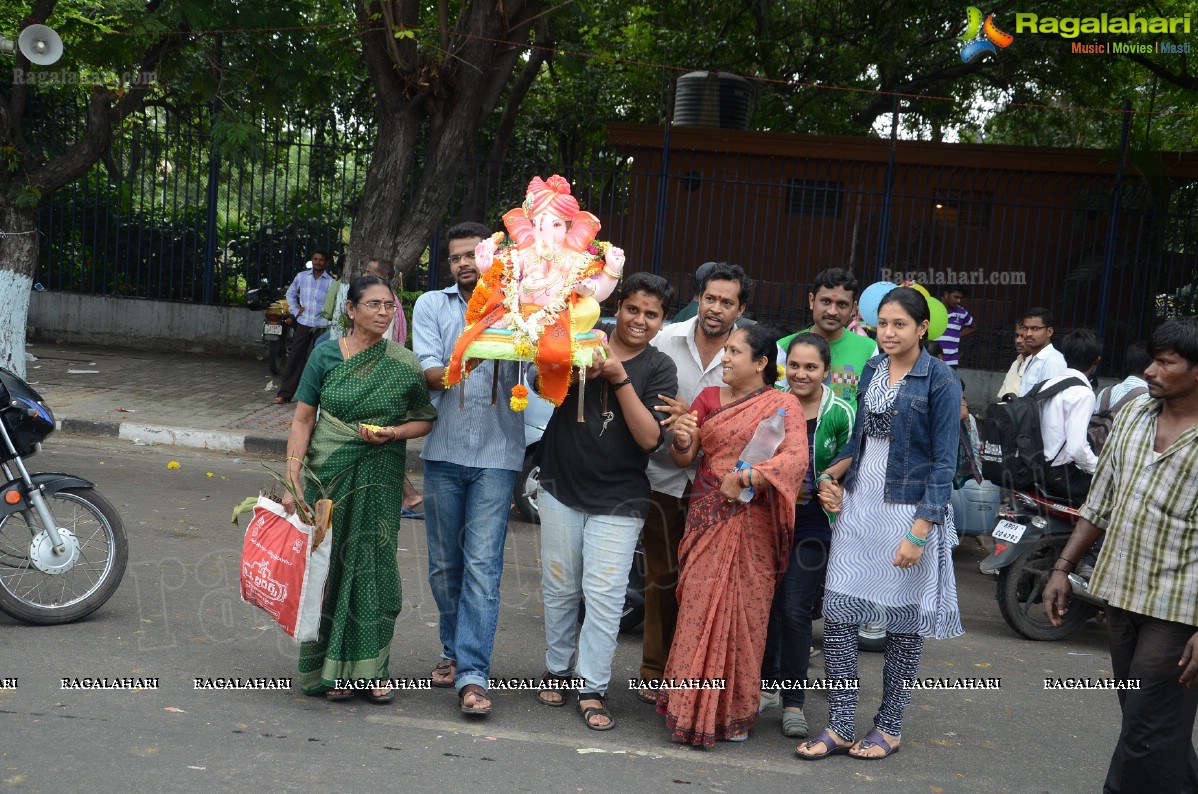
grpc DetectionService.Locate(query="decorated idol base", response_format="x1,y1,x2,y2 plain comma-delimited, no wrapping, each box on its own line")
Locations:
458,327,608,416
461,327,607,368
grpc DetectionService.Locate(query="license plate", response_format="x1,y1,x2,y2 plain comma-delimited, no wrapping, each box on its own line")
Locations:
991,519,1026,544
263,323,283,337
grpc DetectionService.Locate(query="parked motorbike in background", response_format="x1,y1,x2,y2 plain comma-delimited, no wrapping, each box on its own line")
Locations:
980,487,1104,640
245,278,294,376
0,368,128,623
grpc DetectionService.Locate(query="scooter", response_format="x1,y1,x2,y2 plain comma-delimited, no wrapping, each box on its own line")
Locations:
245,278,294,376
0,368,128,623
980,487,1104,641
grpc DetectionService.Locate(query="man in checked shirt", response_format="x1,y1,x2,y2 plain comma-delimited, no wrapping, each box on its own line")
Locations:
1045,315,1198,794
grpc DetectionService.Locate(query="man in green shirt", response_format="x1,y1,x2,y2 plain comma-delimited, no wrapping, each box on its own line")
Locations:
775,267,881,652
1045,315,1198,793
777,267,877,403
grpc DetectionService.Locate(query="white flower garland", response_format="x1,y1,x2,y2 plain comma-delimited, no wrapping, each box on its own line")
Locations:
501,247,594,350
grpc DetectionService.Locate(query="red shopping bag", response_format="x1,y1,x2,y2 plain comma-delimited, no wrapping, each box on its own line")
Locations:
240,496,331,641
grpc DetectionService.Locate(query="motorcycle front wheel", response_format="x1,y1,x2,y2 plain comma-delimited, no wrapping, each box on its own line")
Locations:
0,487,129,624
996,535,1096,641
267,338,287,375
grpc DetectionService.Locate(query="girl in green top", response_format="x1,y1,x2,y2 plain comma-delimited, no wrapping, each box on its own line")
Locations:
761,333,855,738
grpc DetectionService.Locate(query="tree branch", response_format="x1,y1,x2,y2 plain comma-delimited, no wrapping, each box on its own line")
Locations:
1124,54,1196,91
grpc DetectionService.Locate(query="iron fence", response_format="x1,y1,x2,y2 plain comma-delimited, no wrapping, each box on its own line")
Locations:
32,103,1198,376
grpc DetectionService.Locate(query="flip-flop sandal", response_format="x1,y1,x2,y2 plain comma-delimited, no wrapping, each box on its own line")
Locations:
431,658,456,688
362,688,395,704
722,732,750,742
400,506,424,520
272,396,291,405
577,696,615,731
535,671,575,707
325,689,355,702
459,684,492,716
850,729,901,760
795,730,852,760
635,687,658,705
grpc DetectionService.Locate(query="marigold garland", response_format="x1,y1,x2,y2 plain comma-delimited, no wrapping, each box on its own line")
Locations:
510,383,530,412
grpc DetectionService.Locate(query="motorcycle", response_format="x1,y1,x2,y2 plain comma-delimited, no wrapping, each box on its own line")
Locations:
245,278,294,376
0,368,128,624
980,487,1103,641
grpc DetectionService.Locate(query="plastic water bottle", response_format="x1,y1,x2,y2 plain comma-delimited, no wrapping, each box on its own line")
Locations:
737,408,787,502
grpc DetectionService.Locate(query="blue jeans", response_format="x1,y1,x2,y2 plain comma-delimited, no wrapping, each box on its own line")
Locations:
538,489,641,696
422,459,518,692
762,537,829,709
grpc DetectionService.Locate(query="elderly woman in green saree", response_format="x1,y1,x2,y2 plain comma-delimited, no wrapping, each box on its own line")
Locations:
282,274,436,702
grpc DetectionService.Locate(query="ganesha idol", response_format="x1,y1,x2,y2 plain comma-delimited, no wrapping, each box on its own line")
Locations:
445,174,625,409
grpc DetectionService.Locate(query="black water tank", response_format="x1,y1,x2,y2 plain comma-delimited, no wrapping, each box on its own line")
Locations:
673,71,753,129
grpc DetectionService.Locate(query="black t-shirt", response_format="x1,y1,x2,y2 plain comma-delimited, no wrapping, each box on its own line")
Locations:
539,342,679,518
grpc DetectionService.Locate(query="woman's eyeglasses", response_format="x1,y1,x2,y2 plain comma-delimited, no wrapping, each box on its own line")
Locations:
359,300,398,313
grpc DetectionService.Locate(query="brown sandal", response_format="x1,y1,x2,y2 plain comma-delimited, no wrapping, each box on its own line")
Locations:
459,684,492,716
536,671,575,707
431,658,456,688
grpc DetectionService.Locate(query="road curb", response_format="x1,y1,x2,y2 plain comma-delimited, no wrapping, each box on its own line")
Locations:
54,420,424,472
57,418,287,456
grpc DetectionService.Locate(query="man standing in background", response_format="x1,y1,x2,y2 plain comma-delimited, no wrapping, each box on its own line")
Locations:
935,287,975,368
273,249,334,404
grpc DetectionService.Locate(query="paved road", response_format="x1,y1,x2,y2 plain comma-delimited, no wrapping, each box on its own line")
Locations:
0,436,1168,793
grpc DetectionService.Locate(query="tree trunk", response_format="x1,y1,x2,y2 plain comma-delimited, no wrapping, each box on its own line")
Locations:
345,110,420,275
348,0,547,284
0,204,40,378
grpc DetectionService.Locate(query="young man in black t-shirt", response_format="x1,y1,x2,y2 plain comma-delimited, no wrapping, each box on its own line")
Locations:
534,272,679,732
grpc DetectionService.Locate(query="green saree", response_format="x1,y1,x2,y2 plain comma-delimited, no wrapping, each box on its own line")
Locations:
296,340,435,694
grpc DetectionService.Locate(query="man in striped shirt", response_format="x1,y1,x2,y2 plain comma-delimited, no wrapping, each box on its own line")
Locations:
412,222,524,717
934,288,975,368
274,250,335,403
1045,315,1198,793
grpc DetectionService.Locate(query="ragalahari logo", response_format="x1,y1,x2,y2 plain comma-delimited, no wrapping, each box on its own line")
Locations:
959,7,1014,62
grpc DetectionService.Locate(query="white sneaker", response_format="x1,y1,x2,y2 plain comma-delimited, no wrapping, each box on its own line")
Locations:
759,690,781,712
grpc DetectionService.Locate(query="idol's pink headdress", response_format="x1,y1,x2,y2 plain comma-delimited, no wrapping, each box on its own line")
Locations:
522,175,579,221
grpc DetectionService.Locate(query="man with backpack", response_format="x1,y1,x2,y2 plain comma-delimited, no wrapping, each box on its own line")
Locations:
1093,342,1151,422
1038,330,1102,504
980,330,1097,502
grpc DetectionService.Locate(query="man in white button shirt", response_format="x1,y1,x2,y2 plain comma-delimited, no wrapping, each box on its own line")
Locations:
1039,329,1102,503
1017,307,1068,396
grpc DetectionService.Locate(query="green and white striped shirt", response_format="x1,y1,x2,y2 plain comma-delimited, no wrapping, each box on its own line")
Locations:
1080,398,1198,626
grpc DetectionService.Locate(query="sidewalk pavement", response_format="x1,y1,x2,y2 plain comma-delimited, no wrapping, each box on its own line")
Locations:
25,341,423,467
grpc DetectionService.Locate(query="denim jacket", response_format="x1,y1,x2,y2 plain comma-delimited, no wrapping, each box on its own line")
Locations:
830,349,962,525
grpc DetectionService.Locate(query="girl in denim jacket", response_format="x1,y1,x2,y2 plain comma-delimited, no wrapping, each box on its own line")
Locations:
796,287,963,762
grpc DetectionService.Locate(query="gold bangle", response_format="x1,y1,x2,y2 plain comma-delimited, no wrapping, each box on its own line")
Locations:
603,266,622,279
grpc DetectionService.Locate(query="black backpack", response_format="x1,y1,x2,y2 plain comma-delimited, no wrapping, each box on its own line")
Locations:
980,377,1089,490
1087,385,1149,455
